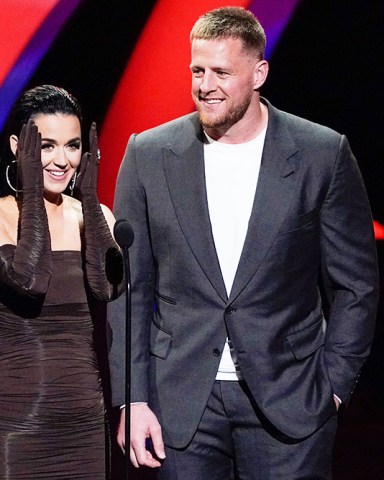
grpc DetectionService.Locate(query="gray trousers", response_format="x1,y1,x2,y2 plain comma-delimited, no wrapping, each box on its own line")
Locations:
157,380,337,480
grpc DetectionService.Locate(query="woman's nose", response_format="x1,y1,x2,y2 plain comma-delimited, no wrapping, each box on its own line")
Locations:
53,149,68,167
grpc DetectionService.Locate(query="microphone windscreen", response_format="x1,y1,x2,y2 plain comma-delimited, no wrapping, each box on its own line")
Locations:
114,219,134,248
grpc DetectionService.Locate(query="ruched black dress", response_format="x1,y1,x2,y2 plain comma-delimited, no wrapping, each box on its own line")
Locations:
0,251,107,479
0,122,123,479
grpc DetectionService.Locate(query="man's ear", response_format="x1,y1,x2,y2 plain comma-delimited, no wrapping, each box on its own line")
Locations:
253,60,269,90
9,135,18,156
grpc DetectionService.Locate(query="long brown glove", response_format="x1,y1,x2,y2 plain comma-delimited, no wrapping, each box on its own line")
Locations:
75,122,124,300
0,120,52,296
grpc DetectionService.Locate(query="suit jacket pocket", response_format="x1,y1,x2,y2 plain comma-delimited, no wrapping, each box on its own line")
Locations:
150,319,172,359
286,317,326,360
278,206,320,234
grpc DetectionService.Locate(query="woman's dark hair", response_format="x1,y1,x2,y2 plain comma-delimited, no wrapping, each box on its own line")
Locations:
0,85,82,197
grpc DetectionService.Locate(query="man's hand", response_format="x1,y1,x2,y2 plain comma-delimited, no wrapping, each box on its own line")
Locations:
117,404,166,468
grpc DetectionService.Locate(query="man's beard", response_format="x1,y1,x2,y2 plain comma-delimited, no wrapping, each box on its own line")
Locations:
194,92,253,131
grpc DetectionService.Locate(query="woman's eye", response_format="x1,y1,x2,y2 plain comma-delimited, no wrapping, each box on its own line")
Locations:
67,142,81,151
41,143,53,151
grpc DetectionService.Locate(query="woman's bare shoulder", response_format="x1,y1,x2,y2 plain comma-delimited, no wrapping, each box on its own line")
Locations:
0,196,18,220
0,196,18,245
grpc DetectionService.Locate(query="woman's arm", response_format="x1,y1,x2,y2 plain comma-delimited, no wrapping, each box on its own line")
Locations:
76,123,124,301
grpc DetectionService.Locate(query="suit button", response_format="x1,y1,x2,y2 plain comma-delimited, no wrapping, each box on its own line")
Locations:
225,306,237,314
213,348,221,357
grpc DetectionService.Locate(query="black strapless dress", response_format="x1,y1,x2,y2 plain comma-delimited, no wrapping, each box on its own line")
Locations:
0,251,106,479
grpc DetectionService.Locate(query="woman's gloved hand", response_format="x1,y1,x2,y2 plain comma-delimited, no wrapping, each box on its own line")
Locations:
17,119,44,193
74,122,99,199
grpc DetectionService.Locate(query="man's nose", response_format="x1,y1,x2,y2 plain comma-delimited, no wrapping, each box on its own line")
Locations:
199,71,217,93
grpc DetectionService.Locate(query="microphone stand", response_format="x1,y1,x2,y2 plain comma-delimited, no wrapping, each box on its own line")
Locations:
123,245,132,480
113,218,134,480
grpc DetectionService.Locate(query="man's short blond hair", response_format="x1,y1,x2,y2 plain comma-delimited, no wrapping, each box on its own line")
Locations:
190,6,266,59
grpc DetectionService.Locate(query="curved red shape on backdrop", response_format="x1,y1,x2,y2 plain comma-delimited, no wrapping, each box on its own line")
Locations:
373,221,384,240
0,0,59,85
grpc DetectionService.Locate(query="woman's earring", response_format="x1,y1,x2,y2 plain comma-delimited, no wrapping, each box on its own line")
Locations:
5,160,21,198
70,172,77,196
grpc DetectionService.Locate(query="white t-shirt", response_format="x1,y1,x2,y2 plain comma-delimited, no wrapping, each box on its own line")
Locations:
204,129,267,380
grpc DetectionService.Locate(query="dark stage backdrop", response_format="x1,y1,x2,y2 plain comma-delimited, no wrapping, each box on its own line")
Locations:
0,1,383,479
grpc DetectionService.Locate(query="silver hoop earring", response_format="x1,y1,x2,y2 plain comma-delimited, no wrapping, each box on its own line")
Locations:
6,160,21,197
69,172,77,196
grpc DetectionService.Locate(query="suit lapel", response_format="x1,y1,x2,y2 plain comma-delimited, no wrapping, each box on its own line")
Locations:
162,105,301,305
162,114,228,302
229,102,300,302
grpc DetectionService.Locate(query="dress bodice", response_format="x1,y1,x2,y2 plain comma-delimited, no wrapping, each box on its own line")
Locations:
44,250,87,306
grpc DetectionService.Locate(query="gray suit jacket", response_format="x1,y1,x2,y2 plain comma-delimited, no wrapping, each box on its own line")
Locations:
108,99,379,448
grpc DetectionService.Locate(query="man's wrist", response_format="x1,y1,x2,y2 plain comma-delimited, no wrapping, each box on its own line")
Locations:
333,394,342,404
120,402,148,409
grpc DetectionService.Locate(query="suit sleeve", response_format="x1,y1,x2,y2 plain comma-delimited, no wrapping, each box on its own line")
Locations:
320,135,379,403
107,134,155,407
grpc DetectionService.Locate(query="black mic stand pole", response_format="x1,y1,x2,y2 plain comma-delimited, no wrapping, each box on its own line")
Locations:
123,245,132,480
114,218,134,480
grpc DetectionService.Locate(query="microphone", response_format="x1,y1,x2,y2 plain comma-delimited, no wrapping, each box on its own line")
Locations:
114,218,134,249
113,219,134,480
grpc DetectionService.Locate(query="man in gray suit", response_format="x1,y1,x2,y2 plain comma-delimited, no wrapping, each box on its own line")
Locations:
108,6,379,479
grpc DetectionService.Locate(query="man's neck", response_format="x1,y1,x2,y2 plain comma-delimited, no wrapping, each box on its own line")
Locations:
204,101,268,144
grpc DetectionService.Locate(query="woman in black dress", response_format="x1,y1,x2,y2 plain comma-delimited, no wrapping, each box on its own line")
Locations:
0,85,124,479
